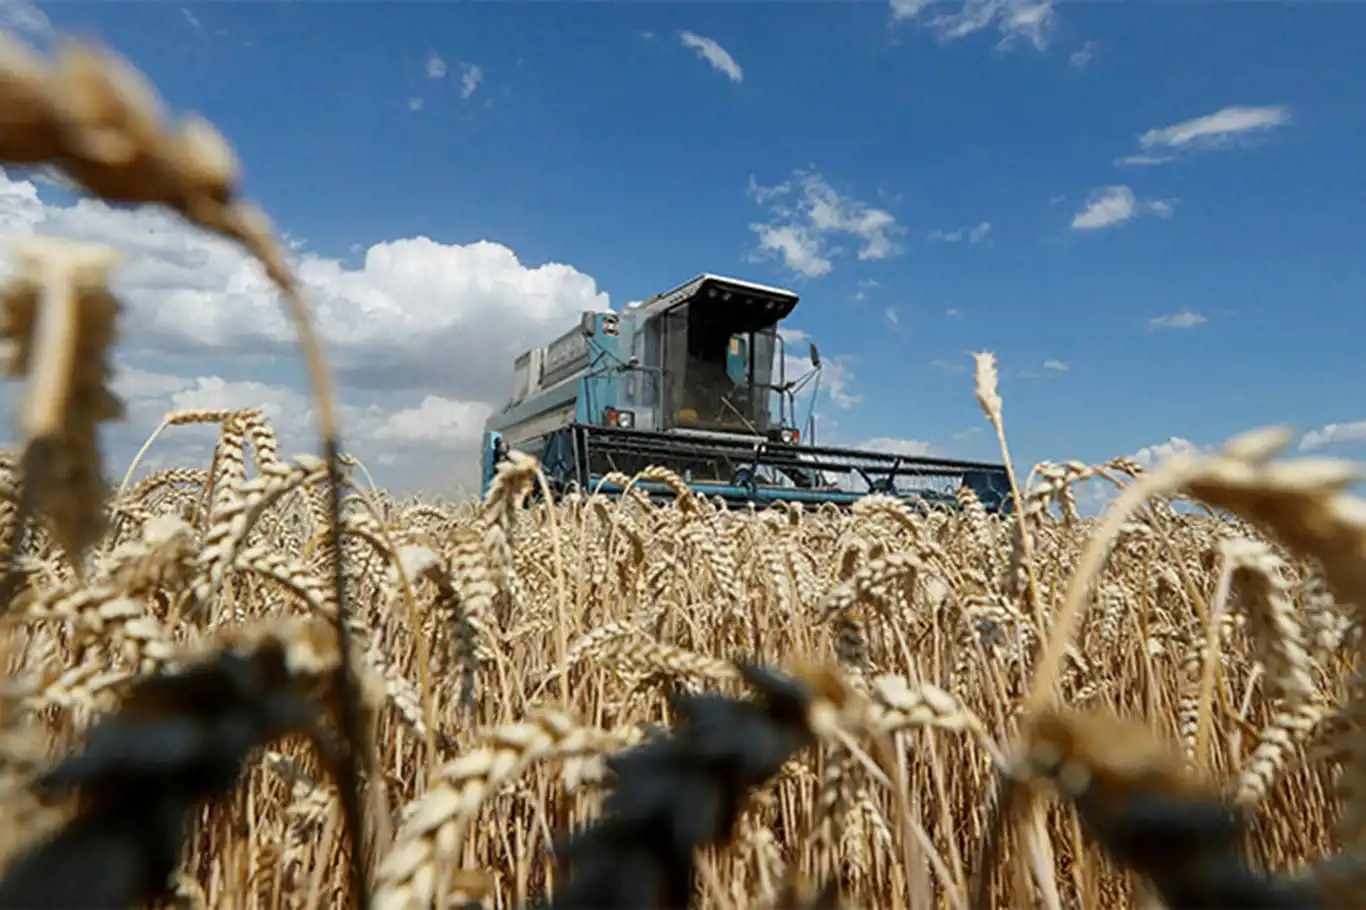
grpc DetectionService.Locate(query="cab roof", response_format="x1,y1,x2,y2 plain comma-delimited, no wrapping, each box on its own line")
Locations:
628,273,800,322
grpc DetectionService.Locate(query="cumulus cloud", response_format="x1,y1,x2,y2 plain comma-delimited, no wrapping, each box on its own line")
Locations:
1148,311,1207,330
1068,40,1095,69
1070,185,1174,231
858,436,937,457
414,52,482,107
817,357,862,409
373,395,492,446
1,169,610,397
0,168,877,496
1080,425,1366,513
1068,435,1210,513
104,367,495,490
748,224,831,279
889,0,1054,52
791,434,942,494
1299,421,1366,452
774,337,859,411
0,0,49,37
425,50,447,80
678,31,744,82
746,170,905,278
0,167,612,495
459,63,484,100
1130,436,1205,470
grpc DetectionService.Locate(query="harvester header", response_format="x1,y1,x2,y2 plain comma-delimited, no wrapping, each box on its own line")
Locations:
481,272,1013,512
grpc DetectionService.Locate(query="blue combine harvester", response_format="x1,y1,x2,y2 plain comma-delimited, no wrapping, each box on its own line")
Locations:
480,273,1014,513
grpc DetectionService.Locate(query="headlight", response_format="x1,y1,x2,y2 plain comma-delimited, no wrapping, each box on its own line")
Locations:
780,428,797,443
605,408,635,429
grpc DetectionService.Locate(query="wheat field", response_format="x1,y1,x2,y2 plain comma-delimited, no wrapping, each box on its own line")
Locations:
0,25,1364,910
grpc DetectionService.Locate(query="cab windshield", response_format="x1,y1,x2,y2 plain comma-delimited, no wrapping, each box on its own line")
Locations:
660,302,779,434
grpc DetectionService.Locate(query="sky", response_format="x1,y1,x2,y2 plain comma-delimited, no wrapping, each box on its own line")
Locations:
0,0,1363,501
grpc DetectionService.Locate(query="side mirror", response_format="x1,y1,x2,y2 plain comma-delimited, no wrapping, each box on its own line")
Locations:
809,342,821,369
580,311,596,337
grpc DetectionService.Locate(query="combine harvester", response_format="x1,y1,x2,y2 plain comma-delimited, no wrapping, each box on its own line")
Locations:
480,273,1014,513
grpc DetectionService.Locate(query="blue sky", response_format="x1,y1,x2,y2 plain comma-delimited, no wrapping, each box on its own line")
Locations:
1,0,1364,496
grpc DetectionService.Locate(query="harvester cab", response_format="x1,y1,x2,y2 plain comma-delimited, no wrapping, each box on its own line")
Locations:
481,273,1013,513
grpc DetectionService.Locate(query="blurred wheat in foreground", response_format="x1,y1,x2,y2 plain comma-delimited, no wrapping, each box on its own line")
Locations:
0,407,1361,910
1,24,1366,910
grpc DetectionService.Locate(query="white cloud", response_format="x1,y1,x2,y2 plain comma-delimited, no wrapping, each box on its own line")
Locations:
889,0,935,18
945,307,964,318
100,368,493,493
162,375,308,421
749,223,831,279
1299,421,1366,452
407,98,424,112
747,169,905,278
884,307,900,328
0,0,49,36
1017,358,1069,380
1115,106,1290,167
1070,185,1174,231
819,356,862,409
927,221,991,243
1075,434,1211,512
890,0,1055,52
181,7,203,31
1140,105,1289,153
1130,436,1205,470
425,50,447,80
795,433,941,493
459,63,484,100
0,167,612,494
772,341,864,442
372,395,493,446
678,31,744,82
1071,186,1135,230
1115,154,1175,168
774,344,859,410
1147,199,1175,218
1148,311,1207,330
858,436,937,457
1068,40,1095,69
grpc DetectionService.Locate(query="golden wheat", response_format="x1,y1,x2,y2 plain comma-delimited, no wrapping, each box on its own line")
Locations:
1,22,1364,910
